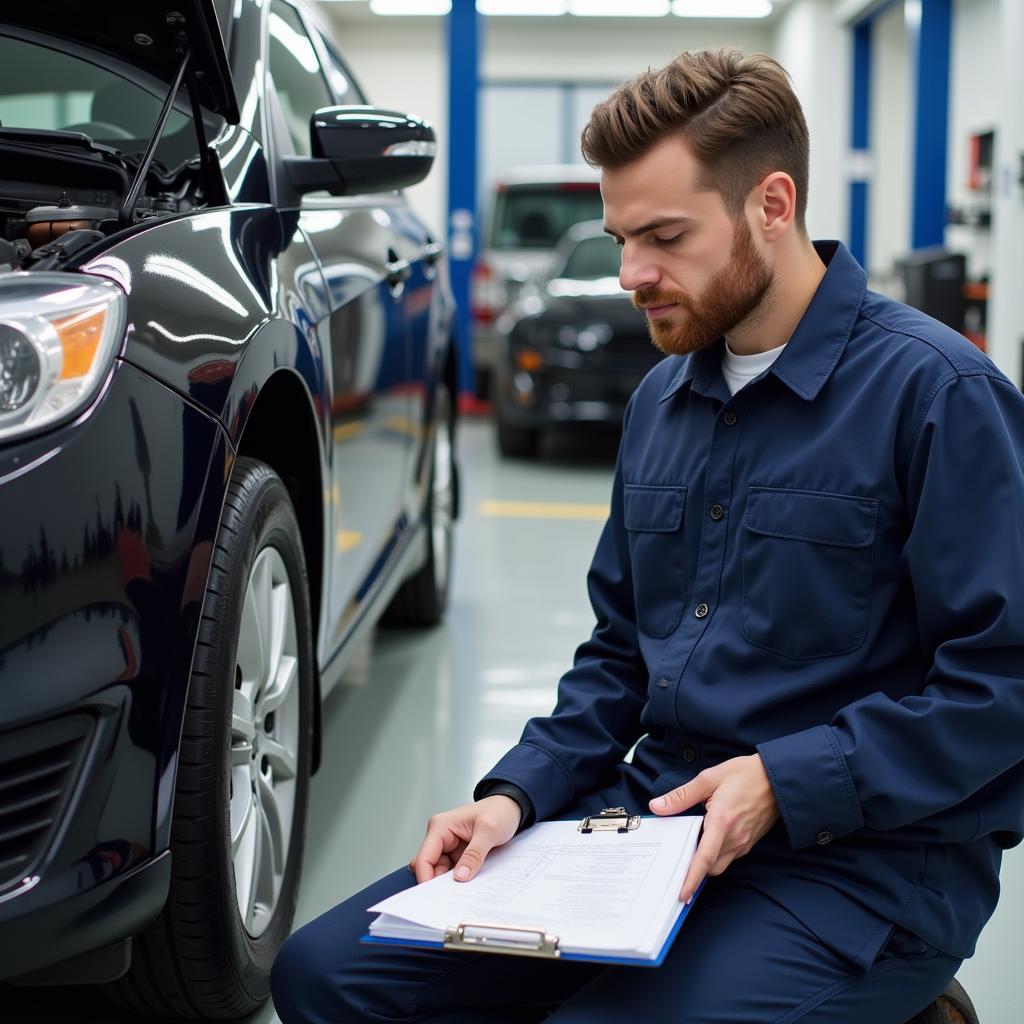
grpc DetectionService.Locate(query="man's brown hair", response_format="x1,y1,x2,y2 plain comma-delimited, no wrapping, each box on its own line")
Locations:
581,49,810,230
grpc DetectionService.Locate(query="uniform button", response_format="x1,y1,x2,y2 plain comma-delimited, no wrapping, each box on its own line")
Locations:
656,677,670,689
682,746,697,763
723,410,738,426
816,830,834,846
710,504,724,521
695,603,709,619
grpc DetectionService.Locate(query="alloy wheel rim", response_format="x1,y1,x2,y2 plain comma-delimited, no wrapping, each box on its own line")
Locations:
432,409,454,597
229,545,300,938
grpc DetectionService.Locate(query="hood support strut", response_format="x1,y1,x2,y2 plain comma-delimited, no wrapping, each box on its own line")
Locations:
118,46,223,228
119,50,190,227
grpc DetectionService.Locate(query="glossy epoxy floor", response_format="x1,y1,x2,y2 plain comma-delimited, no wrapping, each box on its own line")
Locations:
7,418,1022,1023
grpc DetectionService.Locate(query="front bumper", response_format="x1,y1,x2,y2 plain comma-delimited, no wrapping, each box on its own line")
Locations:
495,355,656,428
0,358,227,981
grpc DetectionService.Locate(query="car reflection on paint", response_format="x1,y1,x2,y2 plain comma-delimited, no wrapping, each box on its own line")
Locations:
493,220,666,457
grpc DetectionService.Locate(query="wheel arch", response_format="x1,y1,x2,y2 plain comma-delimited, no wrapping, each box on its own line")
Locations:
234,368,326,773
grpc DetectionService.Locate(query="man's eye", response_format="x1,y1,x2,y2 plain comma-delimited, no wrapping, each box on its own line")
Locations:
654,234,683,246
612,239,624,248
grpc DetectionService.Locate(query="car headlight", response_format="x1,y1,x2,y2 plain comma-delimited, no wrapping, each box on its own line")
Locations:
0,273,125,443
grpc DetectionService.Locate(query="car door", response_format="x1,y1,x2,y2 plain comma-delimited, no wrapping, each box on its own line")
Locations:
265,0,413,651
310,22,440,488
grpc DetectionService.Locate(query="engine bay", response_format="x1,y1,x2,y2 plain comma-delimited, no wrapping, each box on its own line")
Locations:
0,129,210,272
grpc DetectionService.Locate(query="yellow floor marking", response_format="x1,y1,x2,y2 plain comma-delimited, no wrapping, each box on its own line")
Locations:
333,421,366,443
478,500,609,521
336,530,364,552
384,415,421,439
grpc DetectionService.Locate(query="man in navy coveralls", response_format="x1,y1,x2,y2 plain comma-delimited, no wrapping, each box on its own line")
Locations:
272,49,1024,1023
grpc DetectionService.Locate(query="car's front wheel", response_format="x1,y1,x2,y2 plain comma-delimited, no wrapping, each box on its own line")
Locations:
109,457,314,1019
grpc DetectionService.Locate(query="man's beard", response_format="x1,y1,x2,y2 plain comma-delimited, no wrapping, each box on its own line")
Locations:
632,217,773,357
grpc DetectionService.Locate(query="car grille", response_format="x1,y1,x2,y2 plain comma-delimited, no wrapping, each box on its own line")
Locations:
0,715,92,892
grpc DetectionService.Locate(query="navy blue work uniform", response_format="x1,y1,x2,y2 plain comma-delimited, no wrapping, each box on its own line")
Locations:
272,242,1024,1023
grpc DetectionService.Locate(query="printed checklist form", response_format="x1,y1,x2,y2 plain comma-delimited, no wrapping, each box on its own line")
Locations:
364,815,703,965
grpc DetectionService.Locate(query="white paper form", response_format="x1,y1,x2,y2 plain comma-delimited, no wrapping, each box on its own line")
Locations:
368,815,703,959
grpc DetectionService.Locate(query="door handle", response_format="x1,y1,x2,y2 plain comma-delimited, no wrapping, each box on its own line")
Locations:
386,248,413,289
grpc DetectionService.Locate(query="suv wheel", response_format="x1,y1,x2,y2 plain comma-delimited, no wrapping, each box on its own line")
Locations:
384,383,456,626
109,457,314,1018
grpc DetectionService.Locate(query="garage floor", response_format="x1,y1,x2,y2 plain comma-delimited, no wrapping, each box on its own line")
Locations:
4,419,1020,1023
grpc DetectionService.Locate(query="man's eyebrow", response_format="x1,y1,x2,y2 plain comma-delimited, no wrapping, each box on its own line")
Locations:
603,216,695,239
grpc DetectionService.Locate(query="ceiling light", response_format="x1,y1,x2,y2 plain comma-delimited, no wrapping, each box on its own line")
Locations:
477,0,568,13
370,0,451,14
570,0,669,14
672,0,773,16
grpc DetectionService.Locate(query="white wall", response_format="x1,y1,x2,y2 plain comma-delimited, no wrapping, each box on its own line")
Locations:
482,17,773,81
868,0,911,285
772,0,850,241
984,0,1024,386
945,0,999,283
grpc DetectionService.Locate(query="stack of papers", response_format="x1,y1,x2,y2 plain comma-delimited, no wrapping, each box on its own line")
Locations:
365,815,703,965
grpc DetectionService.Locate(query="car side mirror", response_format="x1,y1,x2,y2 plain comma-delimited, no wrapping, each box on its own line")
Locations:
283,105,436,196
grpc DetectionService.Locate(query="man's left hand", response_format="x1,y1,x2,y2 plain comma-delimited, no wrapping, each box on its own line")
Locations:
649,753,780,904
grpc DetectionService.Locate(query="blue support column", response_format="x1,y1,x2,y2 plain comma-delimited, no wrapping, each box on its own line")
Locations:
909,0,952,249
849,19,872,268
446,0,480,397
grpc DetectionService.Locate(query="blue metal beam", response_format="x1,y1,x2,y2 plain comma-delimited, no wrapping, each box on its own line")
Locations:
447,0,480,395
910,0,953,249
849,19,872,268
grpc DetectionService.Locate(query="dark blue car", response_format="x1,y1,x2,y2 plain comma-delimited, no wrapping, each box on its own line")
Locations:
0,0,458,1015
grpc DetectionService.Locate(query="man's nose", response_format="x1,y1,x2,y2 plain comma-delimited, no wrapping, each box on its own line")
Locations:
618,246,659,293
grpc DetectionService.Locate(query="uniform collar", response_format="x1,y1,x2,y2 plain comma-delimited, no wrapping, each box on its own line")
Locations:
659,241,867,404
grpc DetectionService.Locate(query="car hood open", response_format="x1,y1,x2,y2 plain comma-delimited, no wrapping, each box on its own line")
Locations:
1,0,239,123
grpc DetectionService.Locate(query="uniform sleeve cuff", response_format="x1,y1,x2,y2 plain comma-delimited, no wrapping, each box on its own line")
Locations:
475,782,535,833
474,742,576,823
757,725,863,849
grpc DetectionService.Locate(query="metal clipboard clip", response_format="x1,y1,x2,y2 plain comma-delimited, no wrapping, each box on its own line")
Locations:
443,922,561,959
577,806,641,834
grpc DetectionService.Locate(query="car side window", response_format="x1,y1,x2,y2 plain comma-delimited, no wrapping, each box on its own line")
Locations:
266,0,333,156
315,33,367,106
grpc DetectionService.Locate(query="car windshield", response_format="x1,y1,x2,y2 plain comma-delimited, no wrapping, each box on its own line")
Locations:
558,234,621,280
490,185,604,250
0,33,208,169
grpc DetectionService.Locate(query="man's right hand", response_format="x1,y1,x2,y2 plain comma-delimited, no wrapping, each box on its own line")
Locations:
410,796,522,884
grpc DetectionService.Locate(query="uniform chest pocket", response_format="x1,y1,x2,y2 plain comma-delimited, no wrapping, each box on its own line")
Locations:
624,484,687,638
741,488,878,660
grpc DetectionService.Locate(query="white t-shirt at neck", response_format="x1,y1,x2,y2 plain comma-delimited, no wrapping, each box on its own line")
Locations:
721,341,787,396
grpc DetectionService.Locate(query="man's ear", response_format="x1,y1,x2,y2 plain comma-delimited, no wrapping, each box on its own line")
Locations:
753,171,797,240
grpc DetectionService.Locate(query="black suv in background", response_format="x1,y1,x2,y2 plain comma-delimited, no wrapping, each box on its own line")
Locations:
0,0,458,1017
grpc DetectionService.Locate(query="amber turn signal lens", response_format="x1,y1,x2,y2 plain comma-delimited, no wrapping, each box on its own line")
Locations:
515,349,544,372
53,307,107,379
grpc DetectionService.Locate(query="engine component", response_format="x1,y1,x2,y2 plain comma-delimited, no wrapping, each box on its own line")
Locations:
25,193,115,248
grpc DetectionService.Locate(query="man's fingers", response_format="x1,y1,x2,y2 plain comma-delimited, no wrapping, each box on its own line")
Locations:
679,823,725,904
412,829,447,884
650,771,714,815
433,854,453,878
453,839,493,882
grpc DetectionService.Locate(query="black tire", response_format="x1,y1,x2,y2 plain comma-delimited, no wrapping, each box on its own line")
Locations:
496,412,540,458
108,458,314,1018
384,384,456,627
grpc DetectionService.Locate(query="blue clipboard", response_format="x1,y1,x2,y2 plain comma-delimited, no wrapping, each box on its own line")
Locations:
361,880,703,967
361,808,706,967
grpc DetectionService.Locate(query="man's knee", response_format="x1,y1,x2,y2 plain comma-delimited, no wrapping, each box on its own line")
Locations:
271,927,345,1024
